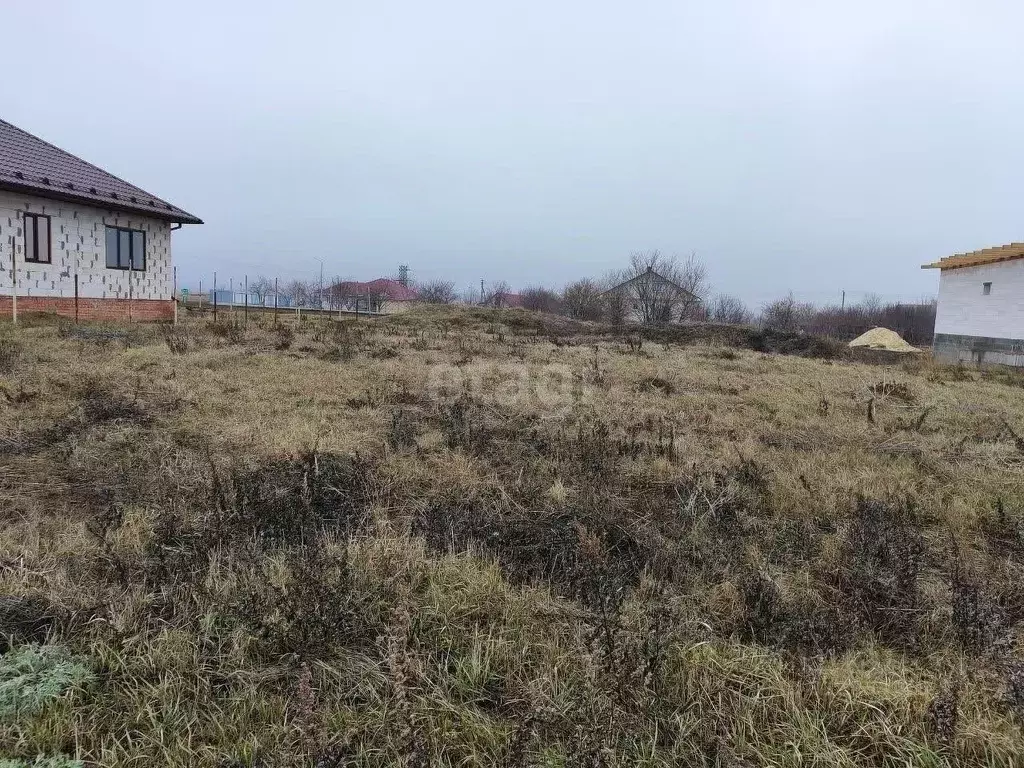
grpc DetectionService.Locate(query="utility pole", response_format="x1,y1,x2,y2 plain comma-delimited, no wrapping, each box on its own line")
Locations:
841,290,846,310
480,279,485,305
398,264,410,287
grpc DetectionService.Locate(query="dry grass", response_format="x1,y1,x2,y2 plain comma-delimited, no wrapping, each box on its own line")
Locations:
0,308,1022,766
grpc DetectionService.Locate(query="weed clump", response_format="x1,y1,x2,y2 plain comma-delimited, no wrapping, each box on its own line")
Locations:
833,498,924,647
208,451,373,547
0,338,22,373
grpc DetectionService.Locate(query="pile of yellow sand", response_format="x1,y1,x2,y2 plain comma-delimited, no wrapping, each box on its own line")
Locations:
848,327,920,353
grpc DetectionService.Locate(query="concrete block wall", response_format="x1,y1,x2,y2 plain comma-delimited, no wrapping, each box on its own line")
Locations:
0,189,173,301
935,260,1024,341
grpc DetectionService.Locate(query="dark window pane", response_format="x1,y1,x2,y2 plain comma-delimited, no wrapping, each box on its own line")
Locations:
25,216,35,261
119,230,131,269
106,227,119,268
37,217,49,263
132,231,145,271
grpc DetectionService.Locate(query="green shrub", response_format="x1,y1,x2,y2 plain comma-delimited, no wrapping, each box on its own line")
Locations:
0,645,93,722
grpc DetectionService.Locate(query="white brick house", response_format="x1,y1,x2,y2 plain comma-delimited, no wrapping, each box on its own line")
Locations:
0,118,201,321
923,244,1024,367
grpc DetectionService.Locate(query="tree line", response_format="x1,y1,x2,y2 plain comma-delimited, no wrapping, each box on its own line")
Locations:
245,249,936,344
417,250,936,344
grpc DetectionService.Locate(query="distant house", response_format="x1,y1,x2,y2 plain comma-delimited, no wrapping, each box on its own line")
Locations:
0,118,201,321
333,278,419,314
923,244,1024,367
600,266,701,324
482,292,524,309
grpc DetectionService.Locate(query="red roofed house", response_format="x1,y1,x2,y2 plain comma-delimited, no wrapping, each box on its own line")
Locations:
0,118,201,321
331,277,420,314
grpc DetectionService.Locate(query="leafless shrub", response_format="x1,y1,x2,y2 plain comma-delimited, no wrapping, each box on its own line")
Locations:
834,499,923,646
208,318,246,344
561,278,604,320
758,295,937,345
163,328,191,355
273,323,295,350
483,280,513,308
761,293,816,332
928,681,960,746
951,571,1004,656
520,286,562,314
418,279,458,305
708,294,753,325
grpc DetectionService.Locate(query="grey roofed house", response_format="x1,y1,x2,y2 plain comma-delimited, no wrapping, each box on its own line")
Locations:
601,266,702,324
0,117,201,321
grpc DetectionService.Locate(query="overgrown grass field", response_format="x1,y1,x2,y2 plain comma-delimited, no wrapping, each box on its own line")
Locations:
0,307,1023,766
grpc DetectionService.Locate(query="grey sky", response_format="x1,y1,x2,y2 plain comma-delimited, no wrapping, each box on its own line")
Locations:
5,1,1023,307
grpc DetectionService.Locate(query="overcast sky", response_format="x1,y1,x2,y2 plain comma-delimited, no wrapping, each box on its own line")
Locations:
5,1,1023,306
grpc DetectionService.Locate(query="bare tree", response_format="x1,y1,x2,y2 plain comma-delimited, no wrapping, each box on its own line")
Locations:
674,252,710,319
604,288,628,326
249,276,273,306
760,293,815,332
484,280,512,308
327,279,392,313
325,279,357,311
520,286,562,314
368,289,390,313
284,279,312,308
561,278,604,320
709,294,752,325
418,279,458,305
606,250,709,325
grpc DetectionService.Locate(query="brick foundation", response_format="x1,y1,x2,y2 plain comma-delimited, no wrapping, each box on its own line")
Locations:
0,295,174,322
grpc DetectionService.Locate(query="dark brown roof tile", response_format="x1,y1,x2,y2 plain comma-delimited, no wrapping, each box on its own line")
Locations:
0,118,201,224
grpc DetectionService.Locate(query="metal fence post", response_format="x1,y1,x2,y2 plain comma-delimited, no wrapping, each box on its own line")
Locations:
10,244,17,325
74,274,79,324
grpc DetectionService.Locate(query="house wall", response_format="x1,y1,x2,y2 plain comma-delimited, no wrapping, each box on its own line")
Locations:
0,189,174,303
933,260,1024,366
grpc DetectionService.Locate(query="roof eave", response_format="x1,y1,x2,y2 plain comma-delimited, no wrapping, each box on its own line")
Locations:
922,254,1024,271
0,179,203,225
